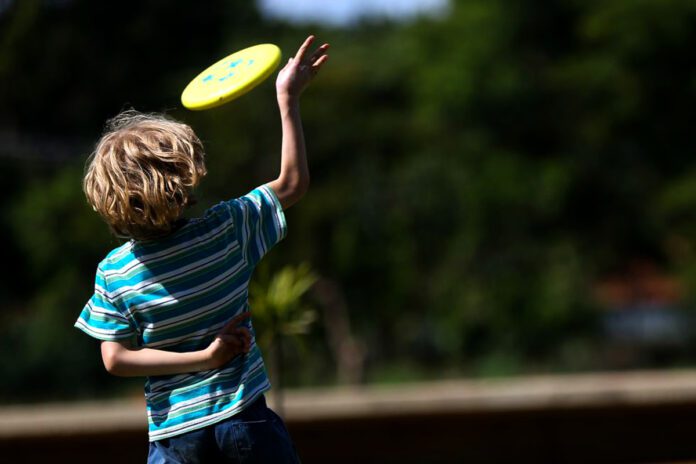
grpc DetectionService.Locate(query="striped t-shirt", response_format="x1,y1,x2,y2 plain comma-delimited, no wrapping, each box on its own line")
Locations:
74,185,287,441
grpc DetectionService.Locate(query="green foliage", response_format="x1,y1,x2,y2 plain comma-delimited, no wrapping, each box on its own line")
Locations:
1,163,134,401
250,263,318,350
3,0,696,401
249,263,318,400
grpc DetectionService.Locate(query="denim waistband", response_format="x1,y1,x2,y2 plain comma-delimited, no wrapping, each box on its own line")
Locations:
233,393,268,421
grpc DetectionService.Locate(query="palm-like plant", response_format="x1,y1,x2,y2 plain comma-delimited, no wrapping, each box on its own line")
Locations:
250,263,318,415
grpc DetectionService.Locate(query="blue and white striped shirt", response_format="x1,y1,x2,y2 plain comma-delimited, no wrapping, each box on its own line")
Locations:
75,185,287,441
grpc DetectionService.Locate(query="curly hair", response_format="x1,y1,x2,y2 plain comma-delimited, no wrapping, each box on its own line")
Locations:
83,110,207,241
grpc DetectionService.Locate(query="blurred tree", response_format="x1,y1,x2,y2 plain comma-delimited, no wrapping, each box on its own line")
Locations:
3,0,696,401
3,165,128,400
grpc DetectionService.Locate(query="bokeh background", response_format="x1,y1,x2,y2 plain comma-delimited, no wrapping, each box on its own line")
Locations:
3,0,696,436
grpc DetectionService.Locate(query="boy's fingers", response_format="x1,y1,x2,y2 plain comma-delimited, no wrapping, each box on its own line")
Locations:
309,44,329,63
313,54,329,67
235,326,250,337
215,326,251,354
312,54,329,73
221,311,251,332
234,328,251,351
218,334,242,347
237,328,252,345
295,35,315,62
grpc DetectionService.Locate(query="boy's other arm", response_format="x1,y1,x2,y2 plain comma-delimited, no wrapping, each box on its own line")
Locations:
100,312,251,377
267,35,329,210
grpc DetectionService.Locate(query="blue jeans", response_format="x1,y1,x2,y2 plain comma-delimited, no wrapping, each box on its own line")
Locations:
148,395,301,463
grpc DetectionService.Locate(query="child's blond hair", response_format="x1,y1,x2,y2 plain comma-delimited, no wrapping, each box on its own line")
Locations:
83,110,207,241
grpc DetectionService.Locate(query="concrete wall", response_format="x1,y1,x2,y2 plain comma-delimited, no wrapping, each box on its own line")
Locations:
3,370,696,463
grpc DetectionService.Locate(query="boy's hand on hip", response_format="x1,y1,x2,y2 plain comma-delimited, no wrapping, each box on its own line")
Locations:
205,311,252,369
276,35,329,102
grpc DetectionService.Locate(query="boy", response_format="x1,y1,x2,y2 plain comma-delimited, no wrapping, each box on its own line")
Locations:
74,36,329,463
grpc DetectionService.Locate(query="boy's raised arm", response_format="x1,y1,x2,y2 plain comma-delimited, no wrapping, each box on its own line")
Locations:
267,35,329,209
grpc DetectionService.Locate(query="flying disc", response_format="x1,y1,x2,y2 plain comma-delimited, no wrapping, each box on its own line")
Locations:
181,44,282,110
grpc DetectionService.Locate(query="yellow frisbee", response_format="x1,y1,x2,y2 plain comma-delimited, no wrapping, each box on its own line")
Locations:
181,44,282,110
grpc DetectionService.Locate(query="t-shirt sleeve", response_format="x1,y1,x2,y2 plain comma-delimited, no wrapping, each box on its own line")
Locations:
74,266,137,342
227,184,288,266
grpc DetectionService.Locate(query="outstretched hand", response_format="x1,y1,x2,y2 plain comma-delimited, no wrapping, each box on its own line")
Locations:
206,311,252,369
276,35,329,100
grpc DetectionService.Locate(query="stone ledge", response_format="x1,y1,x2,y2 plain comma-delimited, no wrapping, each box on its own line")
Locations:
3,369,696,438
